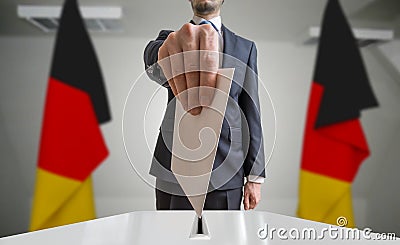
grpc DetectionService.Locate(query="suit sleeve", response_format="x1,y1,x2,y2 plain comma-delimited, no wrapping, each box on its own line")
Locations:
143,30,173,87
238,42,266,179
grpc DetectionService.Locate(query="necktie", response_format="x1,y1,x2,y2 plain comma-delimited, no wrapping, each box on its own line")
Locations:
190,20,223,66
199,20,219,34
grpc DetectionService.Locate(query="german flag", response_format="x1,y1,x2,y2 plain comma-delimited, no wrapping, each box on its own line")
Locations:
297,0,378,227
30,0,111,231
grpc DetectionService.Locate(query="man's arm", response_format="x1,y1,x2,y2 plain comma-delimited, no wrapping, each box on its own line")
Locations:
144,30,173,87
239,42,266,210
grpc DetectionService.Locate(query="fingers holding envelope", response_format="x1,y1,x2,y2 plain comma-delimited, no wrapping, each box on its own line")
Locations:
157,23,219,114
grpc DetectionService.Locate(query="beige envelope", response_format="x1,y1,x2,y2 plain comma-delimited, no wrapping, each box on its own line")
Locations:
171,68,235,217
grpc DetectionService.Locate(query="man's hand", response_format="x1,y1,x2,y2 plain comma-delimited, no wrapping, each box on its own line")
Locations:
157,23,219,116
243,182,261,210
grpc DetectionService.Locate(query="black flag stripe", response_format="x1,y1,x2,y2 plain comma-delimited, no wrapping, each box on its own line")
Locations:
313,0,378,128
50,0,111,124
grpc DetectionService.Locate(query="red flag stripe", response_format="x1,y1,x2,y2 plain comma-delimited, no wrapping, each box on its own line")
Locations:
38,77,108,181
301,82,370,182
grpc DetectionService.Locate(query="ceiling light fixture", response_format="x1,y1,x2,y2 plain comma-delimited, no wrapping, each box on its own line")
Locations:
17,5,123,33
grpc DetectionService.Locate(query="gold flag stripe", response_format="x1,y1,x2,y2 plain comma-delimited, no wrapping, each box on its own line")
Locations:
30,169,95,231
297,170,355,227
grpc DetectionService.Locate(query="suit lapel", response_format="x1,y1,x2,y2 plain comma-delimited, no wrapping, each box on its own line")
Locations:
221,25,238,68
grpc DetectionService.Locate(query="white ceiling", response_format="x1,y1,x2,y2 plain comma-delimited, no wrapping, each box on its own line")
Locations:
0,0,399,41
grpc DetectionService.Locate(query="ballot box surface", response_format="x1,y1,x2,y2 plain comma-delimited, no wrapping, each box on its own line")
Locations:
0,211,397,244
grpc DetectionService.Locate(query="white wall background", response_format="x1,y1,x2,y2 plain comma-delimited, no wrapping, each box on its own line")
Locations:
0,32,399,237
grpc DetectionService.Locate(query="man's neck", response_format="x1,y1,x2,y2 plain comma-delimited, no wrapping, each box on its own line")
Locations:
194,11,220,20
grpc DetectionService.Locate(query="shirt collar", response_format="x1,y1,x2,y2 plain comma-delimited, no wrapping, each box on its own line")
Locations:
192,15,222,32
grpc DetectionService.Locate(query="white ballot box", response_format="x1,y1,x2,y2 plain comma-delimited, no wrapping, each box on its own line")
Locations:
0,211,397,244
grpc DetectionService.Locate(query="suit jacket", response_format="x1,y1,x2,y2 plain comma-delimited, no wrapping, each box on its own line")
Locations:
143,24,265,191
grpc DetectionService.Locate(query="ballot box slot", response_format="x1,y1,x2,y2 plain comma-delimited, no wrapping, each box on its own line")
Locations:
189,215,210,239
197,217,203,234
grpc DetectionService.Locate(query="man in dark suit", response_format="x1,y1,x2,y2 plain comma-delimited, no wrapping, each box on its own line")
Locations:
143,0,265,211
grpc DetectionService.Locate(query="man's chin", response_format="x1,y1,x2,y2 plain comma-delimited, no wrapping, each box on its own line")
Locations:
194,3,217,15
